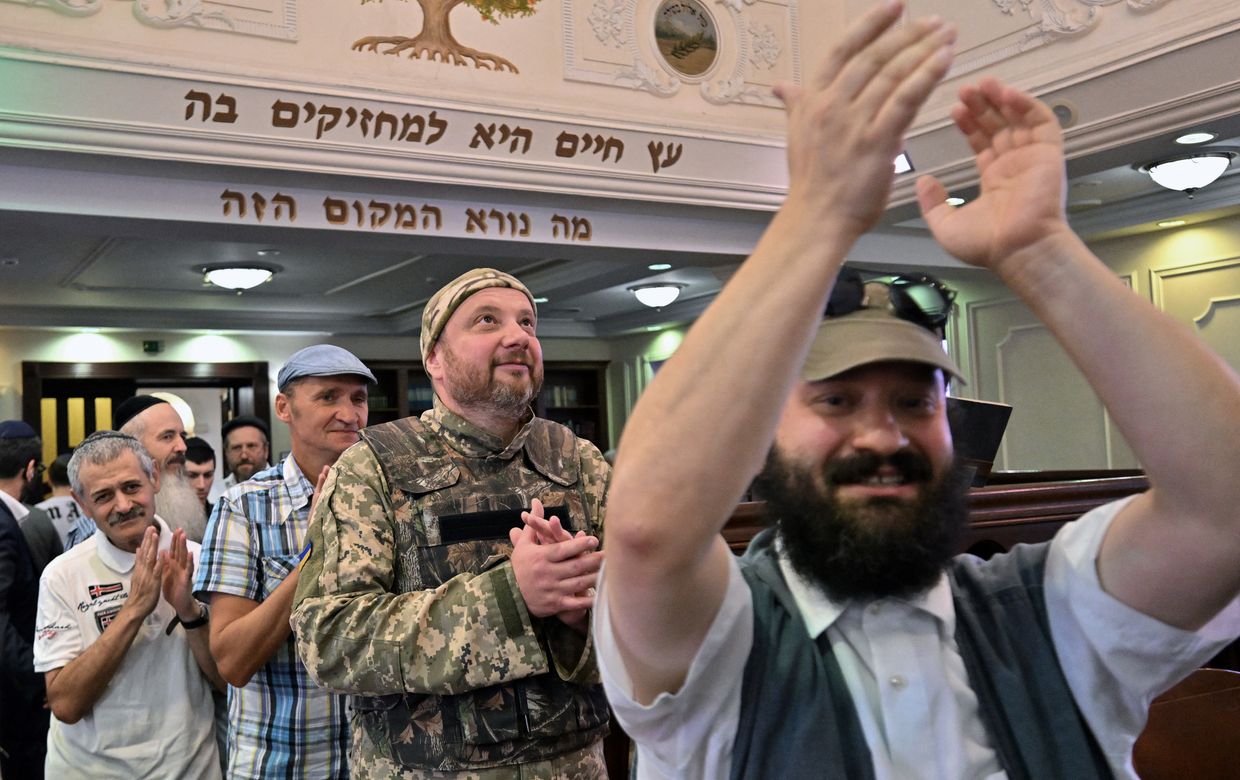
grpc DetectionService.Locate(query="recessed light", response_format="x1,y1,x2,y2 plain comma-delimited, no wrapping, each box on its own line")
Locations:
648,263,672,271
533,296,549,304
945,197,965,207
1157,220,1187,228
1175,132,1217,145
0,257,18,267
893,152,913,175
256,249,281,257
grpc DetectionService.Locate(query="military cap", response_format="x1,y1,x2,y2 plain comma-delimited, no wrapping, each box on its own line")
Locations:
420,268,536,364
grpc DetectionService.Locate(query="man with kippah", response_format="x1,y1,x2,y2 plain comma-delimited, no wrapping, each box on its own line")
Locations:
65,394,207,548
194,345,374,778
0,419,51,778
597,5,1240,779
292,269,610,777
211,416,271,504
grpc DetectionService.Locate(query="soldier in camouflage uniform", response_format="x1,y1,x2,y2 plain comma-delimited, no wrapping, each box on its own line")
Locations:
291,268,610,779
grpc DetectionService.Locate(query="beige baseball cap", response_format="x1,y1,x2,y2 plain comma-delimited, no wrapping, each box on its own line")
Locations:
801,281,964,383
420,268,537,364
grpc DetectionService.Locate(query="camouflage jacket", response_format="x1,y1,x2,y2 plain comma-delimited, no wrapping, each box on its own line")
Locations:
291,401,610,773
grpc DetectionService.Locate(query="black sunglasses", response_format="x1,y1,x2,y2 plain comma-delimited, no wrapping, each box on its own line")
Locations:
825,269,956,334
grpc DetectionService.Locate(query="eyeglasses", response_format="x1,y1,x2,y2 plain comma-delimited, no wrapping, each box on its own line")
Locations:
825,268,957,334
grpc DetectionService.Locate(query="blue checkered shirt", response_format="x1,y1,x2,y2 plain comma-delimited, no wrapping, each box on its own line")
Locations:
193,457,349,779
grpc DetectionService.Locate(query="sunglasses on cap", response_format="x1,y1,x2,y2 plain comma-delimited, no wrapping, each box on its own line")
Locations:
825,268,957,334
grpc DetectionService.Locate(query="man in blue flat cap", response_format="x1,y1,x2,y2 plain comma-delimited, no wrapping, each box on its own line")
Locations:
194,345,375,779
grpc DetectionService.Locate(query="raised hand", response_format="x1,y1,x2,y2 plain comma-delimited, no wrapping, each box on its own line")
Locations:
125,525,164,619
776,2,955,239
160,527,199,621
917,78,1072,272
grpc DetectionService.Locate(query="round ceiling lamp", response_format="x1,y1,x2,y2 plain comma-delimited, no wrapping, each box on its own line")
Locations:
202,264,279,291
629,283,685,309
1139,150,1237,197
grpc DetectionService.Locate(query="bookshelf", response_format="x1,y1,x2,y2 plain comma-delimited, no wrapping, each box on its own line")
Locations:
364,360,610,450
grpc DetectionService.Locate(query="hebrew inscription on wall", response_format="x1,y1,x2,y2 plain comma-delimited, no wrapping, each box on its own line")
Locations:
184,89,689,175
218,189,595,243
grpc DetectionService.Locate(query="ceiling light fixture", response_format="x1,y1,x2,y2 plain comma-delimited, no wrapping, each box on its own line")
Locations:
202,264,279,291
1139,150,1238,197
648,263,673,271
629,283,685,309
1175,132,1217,145
945,196,966,207
1157,220,1187,228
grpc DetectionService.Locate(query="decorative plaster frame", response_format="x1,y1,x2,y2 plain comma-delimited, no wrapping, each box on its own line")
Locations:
1149,255,1240,326
2,0,298,40
564,0,800,106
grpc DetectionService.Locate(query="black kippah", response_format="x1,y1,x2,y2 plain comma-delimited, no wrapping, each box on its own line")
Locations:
112,395,168,431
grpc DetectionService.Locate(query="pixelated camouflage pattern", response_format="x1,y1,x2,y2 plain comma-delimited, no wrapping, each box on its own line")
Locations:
419,268,536,364
348,722,608,779
292,403,609,775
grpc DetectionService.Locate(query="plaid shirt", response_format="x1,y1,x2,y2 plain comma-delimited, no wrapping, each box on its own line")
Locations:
193,457,349,779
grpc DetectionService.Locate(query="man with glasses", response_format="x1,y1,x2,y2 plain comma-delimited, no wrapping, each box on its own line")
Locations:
211,417,271,504
596,5,1240,779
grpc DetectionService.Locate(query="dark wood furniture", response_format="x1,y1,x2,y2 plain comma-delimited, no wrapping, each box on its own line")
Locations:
364,360,611,450
1133,667,1240,780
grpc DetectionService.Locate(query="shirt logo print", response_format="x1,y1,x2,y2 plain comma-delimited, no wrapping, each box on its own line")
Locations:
95,606,122,633
88,582,124,600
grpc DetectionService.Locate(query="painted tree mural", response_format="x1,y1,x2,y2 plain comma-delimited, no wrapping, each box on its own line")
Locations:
352,0,538,74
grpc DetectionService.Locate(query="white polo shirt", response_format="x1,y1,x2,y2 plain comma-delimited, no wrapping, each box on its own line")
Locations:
34,516,221,779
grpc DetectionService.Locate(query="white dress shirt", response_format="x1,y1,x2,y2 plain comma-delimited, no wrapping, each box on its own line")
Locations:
595,497,1240,779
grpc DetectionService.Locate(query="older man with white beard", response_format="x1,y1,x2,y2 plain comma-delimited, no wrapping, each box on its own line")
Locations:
65,396,208,549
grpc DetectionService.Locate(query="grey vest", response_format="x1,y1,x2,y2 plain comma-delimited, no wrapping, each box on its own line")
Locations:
731,528,1113,780
352,416,609,772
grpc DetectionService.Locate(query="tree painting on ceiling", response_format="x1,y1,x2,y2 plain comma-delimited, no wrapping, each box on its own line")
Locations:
352,0,537,74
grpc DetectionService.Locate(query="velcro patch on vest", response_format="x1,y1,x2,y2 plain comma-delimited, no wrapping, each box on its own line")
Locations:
438,506,571,544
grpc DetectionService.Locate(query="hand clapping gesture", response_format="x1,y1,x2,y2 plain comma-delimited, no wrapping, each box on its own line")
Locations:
509,498,602,633
917,78,1073,272
160,527,201,622
124,525,164,619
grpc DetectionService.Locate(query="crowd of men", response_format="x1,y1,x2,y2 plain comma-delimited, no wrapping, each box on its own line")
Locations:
3,4,1240,778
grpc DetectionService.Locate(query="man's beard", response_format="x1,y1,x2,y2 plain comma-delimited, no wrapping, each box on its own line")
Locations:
156,471,208,543
20,476,47,505
753,447,970,602
441,345,543,419
230,459,260,481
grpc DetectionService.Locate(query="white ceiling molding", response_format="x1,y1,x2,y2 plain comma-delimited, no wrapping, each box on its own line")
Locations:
2,0,297,39
563,0,800,108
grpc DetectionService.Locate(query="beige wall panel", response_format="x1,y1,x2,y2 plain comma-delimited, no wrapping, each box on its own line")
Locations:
1152,256,1240,371
964,286,1137,471
996,322,1109,470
